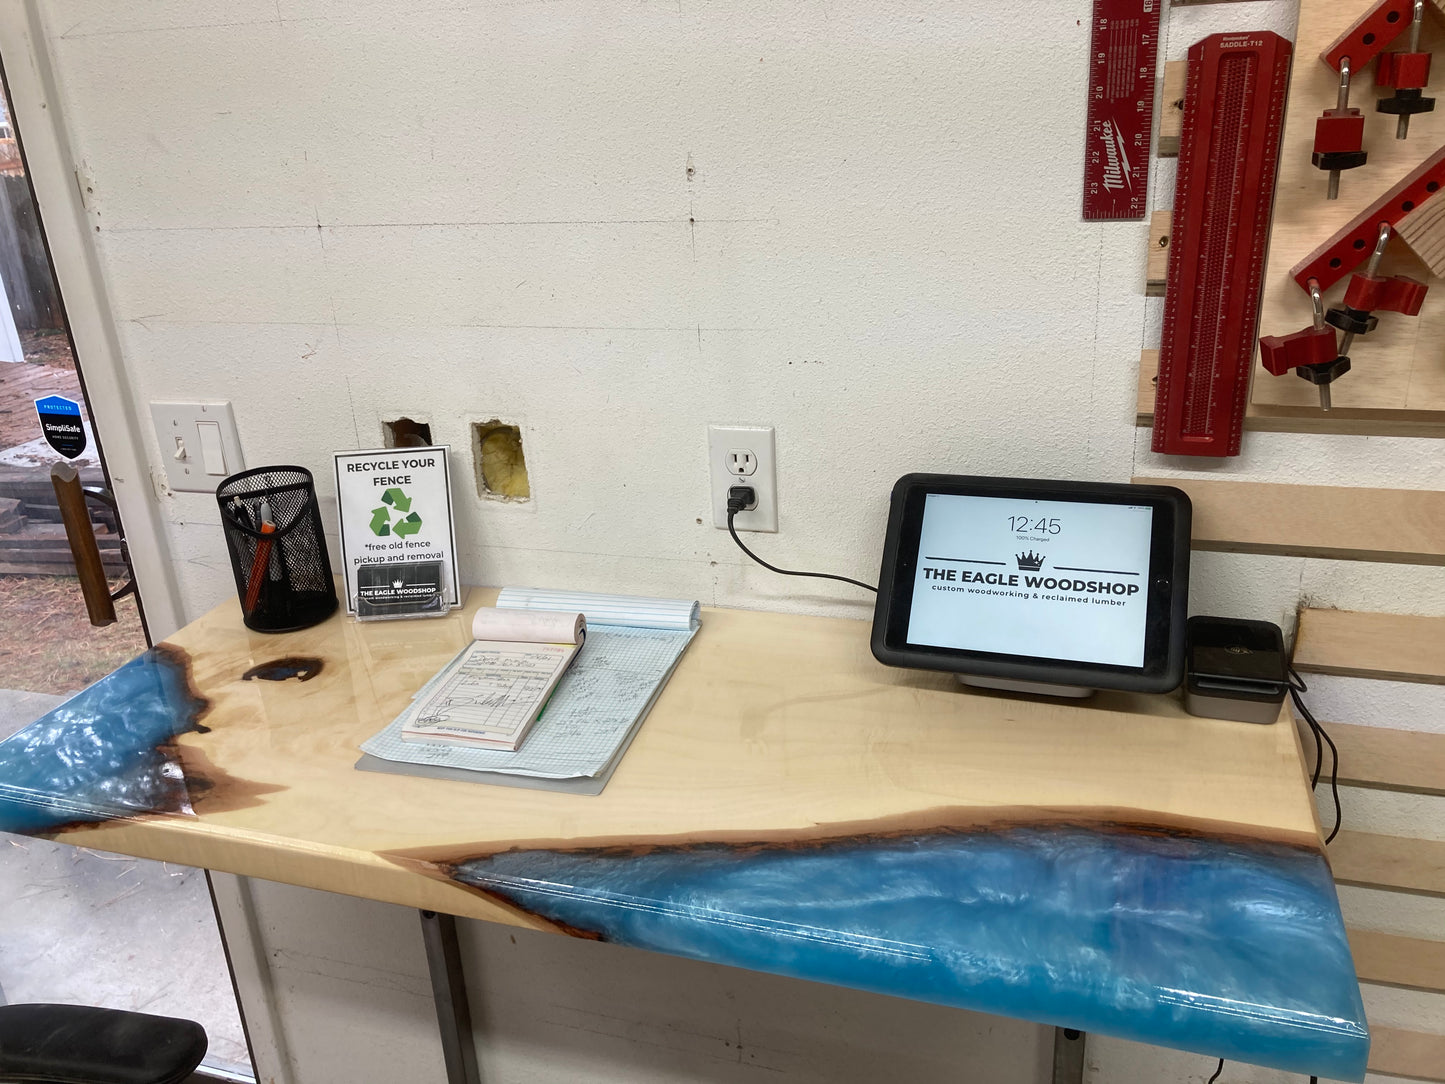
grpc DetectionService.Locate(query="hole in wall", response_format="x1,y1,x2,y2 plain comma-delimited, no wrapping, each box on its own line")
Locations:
383,417,433,448
471,421,530,500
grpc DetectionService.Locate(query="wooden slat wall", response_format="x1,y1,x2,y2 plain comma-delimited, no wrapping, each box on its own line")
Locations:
1155,61,1184,157
1284,606,1445,1075
1330,832,1445,897
1369,1025,1445,1082
1293,610,1445,685
1145,211,1170,297
1349,930,1445,993
1130,478,1445,565
1298,720,1445,796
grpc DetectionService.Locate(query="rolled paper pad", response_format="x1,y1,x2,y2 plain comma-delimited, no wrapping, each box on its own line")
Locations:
496,587,700,631
471,608,585,645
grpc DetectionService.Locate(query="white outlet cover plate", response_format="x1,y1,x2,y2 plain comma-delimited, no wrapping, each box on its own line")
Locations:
709,424,777,532
150,400,245,493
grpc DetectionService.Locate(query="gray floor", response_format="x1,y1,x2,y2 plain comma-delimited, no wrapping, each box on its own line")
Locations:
0,688,252,1074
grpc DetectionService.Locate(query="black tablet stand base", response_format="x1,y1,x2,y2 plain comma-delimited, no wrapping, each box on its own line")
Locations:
959,675,1094,699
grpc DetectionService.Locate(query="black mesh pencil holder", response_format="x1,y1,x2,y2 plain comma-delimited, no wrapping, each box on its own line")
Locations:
216,466,338,633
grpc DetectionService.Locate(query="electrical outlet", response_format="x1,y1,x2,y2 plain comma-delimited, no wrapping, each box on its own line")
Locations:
709,425,777,532
727,448,757,476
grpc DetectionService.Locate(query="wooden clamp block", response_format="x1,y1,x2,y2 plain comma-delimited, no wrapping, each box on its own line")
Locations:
1146,210,1171,296
1156,61,1185,157
1398,197,1445,280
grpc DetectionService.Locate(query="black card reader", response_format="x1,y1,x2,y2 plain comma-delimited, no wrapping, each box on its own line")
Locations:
1184,616,1288,724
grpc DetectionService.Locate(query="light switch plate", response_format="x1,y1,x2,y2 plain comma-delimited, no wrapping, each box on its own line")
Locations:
149,400,244,492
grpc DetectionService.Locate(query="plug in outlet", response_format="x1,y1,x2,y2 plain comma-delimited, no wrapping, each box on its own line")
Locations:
709,425,777,532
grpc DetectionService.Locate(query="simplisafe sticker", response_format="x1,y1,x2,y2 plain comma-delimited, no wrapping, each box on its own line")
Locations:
334,446,459,618
34,394,86,459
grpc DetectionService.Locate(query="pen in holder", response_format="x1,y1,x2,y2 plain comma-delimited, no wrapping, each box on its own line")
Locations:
217,466,338,633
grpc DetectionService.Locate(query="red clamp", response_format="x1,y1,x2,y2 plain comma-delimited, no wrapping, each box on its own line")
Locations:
1323,224,1426,362
1315,108,1366,156
1321,0,1416,72
1260,281,1339,376
1376,0,1436,137
1259,280,1352,409
1378,49,1431,89
1260,326,1338,376
1343,271,1429,314
1313,60,1368,198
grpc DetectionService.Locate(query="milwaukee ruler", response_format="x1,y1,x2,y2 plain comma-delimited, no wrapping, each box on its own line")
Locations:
1082,0,1163,220
1152,32,1293,457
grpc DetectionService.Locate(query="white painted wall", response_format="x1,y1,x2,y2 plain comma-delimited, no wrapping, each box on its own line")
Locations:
38,0,1445,633
23,0,1444,1081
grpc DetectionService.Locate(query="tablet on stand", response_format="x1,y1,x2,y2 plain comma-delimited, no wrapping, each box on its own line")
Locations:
870,474,1192,697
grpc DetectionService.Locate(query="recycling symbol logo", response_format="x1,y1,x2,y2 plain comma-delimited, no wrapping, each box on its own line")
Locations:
369,487,422,538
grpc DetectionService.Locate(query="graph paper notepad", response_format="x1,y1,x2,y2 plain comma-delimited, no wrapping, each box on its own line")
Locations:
360,590,699,781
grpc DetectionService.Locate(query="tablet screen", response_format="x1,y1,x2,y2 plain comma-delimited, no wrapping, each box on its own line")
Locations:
905,493,1155,668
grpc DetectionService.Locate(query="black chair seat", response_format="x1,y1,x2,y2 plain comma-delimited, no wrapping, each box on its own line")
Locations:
0,1004,206,1084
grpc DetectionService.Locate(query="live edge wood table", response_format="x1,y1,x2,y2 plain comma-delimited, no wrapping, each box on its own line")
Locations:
0,589,1368,1082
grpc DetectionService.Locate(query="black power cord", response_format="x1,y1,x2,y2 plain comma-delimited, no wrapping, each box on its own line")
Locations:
725,486,877,594
1209,1059,1317,1083
1288,667,1342,845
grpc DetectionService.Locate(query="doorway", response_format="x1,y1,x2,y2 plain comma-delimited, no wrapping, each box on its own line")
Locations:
0,54,253,1080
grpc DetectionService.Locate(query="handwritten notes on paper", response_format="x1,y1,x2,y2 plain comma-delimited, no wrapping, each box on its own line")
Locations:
401,609,586,751
404,641,577,750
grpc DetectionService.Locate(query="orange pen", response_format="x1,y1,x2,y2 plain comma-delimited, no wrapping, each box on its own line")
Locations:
243,498,275,613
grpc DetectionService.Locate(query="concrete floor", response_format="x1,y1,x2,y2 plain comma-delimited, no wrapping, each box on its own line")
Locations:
0,688,252,1075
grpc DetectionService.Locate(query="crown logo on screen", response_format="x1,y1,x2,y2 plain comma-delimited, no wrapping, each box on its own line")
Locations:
392,578,405,589
1015,551,1045,571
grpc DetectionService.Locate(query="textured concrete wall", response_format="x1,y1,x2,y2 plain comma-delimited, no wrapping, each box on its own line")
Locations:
28,0,1443,1080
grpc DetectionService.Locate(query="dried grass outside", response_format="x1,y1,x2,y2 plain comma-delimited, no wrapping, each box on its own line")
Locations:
0,573,147,694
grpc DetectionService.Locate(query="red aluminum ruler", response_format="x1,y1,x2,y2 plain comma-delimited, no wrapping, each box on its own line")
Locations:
1152,32,1293,457
1082,0,1163,220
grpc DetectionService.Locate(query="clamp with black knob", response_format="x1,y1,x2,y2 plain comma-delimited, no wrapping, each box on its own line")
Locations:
1376,0,1435,139
1325,223,1429,356
1313,58,1368,199
1259,280,1350,410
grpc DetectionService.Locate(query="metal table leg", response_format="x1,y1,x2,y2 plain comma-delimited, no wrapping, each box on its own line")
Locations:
419,910,481,1084
1052,1027,1085,1084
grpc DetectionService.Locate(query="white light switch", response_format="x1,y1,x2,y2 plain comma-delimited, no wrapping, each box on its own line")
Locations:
149,400,244,492
196,421,226,475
